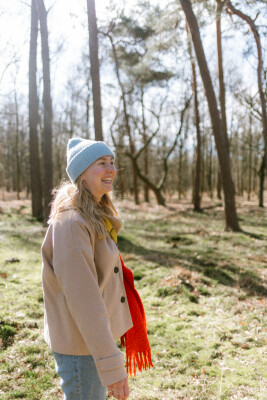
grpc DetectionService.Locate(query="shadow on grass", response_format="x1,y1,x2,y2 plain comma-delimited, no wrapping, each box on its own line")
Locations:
118,235,267,297
0,229,43,252
242,230,266,240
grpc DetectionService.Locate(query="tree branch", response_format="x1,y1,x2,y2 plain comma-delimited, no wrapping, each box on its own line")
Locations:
110,102,121,148
158,96,191,189
0,54,19,87
226,0,267,170
16,0,31,7
134,95,167,161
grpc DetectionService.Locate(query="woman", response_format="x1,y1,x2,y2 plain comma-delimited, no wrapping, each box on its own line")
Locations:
41,138,152,400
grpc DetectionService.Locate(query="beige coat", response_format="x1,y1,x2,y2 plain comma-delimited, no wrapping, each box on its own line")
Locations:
41,209,133,386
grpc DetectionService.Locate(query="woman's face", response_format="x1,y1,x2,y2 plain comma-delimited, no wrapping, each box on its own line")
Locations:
81,155,116,202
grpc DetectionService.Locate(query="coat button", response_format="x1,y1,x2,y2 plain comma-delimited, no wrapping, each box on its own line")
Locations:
114,266,119,273
121,296,125,303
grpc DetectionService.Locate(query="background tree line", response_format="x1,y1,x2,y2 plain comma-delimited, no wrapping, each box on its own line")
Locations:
0,0,266,229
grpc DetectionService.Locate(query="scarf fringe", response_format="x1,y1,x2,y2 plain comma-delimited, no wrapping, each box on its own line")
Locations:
126,350,153,376
121,334,153,376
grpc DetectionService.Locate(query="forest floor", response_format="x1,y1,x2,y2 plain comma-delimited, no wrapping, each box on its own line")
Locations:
0,194,266,399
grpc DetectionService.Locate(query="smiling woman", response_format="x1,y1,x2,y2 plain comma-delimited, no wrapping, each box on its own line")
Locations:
81,155,116,202
41,137,152,400
41,137,133,400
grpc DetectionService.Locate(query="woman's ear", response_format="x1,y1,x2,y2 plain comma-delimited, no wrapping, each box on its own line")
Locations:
80,173,85,184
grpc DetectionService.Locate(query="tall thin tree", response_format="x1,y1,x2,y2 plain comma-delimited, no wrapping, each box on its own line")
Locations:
106,31,140,204
140,90,150,202
180,0,240,231
216,0,228,148
29,0,43,220
187,24,201,211
86,0,103,141
226,1,267,173
14,86,21,200
36,0,53,222
216,0,228,200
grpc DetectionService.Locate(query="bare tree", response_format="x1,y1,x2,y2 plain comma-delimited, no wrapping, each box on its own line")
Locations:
140,89,150,202
0,53,19,90
29,0,43,220
247,114,252,200
226,0,267,172
180,0,240,231
14,85,21,200
258,154,265,207
187,24,201,211
129,98,191,206
105,31,140,204
36,0,53,222
86,0,103,141
216,0,228,148
216,0,228,200
232,90,265,205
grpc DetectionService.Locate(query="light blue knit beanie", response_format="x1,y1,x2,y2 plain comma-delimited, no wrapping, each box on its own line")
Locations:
66,138,115,183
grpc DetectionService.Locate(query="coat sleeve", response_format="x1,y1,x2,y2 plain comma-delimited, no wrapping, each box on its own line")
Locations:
52,213,127,387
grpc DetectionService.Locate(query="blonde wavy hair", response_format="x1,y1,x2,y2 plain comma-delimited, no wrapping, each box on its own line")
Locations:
48,178,120,238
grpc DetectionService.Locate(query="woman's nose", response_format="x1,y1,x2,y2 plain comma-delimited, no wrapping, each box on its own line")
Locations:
107,163,116,172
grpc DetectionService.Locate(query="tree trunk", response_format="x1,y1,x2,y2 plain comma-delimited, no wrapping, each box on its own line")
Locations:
226,1,267,172
107,33,139,204
208,146,213,199
14,89,20,200
216,0,228,149
110,117,125,199
234,131,241,196
216,0,226,202
117,148,125,199
141,90,150,202
247,114,252,200
131,157,139,204
187,21,201,210
86,0,103,141
180,0,240,231
37,0,53,223
252,150,257,193
217,169,222,199
0,145,5,200
85,75,90,139
143,146,149,202
201,133,206,194
178,143,183,200
190,45,201,210
241,142,245,196
29,0,43,220
132,157,165,206
258,154,265,208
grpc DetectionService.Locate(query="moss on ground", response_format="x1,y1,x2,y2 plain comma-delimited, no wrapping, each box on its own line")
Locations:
0,200,266,399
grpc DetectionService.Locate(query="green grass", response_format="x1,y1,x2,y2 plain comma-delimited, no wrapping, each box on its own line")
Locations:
0,201,266,399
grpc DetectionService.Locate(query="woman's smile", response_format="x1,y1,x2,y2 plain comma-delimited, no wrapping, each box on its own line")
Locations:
82,156,116,201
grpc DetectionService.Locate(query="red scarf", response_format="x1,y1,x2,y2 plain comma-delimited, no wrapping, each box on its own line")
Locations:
119,253,153,376
105,218,153,376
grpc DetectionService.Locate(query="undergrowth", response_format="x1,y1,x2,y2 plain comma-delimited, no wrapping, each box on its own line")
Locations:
0,200,266,399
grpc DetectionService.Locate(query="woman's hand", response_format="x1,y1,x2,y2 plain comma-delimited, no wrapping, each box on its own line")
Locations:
107,377,130,400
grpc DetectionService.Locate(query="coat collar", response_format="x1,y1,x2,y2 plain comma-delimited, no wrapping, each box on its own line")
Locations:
107,215,122,233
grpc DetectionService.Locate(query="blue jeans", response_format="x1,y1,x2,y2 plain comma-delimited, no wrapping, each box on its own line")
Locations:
53,352,107,400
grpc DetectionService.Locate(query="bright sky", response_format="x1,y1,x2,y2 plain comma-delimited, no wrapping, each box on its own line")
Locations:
1,0,110,98
1,1,139,95
0,0,265,109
